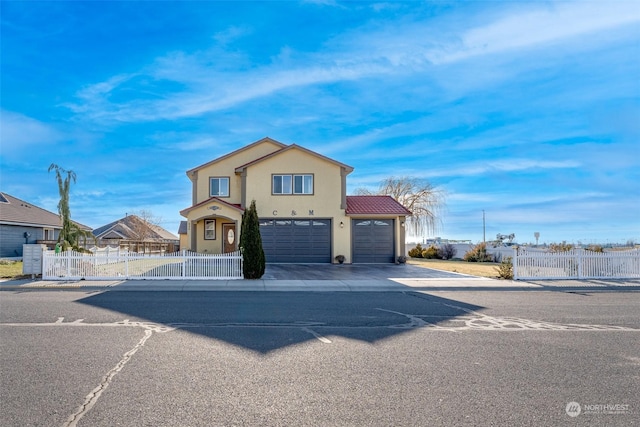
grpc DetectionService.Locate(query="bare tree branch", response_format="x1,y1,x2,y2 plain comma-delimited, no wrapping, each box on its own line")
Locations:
355,176,445,237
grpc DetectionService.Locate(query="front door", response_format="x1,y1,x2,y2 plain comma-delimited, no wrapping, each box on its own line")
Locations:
222,223,236,253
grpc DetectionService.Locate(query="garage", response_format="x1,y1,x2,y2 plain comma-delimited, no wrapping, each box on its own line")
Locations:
352,219,395,263
259,218,331,263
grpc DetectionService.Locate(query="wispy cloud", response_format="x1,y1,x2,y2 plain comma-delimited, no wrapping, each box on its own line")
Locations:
438,2,640,63
62,1,639,128
0,110,63,154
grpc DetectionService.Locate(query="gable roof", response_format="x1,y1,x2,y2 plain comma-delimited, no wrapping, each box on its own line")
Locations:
180,196,244,217
345,195,412,216
186,137,287,176
235,143,354,174
93,215,178,241
178,221,187,235
0,192,92,230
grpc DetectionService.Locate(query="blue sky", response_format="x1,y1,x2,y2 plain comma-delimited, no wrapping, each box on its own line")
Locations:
1,1,639,245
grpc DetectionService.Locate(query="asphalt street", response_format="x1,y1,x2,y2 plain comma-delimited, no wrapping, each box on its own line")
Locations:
1,289,638,426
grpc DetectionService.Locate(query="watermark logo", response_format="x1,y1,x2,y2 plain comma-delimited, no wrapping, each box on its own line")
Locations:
566,401,631,417
566,402,581,417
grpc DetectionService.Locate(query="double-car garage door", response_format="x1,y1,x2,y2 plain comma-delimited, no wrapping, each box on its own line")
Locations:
259,219,331,263
259,218,395,263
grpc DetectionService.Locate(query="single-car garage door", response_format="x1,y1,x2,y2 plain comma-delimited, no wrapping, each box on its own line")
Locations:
352,219,395,263
259,219,331,263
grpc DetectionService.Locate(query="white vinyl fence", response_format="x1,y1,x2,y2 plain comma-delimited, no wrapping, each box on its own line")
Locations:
42,250,243,280
514,248,640,280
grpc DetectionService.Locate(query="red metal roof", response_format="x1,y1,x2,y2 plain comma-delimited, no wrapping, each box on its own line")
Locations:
345,195,411,216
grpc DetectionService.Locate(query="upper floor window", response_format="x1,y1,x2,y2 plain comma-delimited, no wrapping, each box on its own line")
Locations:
210,177,229,197
273,174,313,195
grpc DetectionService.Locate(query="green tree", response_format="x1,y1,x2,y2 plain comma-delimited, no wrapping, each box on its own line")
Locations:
48,163,92,251
239,200,265,279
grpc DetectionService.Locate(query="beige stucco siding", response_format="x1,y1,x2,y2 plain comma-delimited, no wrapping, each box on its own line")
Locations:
179,233,188,250
243,148,351,261
182,201,242,254
182,139,404,263
193,218,237,254
244,149,344,216
193,141,283,205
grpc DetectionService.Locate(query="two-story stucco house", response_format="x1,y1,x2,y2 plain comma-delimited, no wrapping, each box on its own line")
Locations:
179,137,411,263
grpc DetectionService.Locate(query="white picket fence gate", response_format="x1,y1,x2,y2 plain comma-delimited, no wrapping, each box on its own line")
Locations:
42,250,243,280
513,248,640,280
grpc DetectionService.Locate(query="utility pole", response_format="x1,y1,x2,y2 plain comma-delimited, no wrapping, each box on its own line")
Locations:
482,210,486,245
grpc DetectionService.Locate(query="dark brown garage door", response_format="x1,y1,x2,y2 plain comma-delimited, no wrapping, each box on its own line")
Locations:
352,219,395,263
259,219,331,263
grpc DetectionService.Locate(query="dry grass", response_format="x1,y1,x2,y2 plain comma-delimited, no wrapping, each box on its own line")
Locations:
0,261,25,279
407,258,499,278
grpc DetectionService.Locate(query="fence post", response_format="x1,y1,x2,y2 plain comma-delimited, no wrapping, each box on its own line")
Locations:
125,250,129,279
41,247,48,279
577,249,583,279
182,250,186,278
65,250,71,277
513,247,519,280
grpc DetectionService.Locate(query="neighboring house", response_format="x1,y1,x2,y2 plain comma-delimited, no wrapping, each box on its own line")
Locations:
180,137,411,263
178,221,188,250
92,214,179,254
0,192,92,257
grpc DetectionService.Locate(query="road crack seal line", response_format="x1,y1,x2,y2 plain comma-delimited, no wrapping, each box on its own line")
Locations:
461,315,640,331
62,329,153,427
374,305,640,332
376,308,428,329
0,318,175,333
301,327,332,343
0,318,172,427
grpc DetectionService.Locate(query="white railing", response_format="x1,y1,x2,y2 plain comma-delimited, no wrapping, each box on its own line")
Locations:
514,248,640,280
42,250,243,280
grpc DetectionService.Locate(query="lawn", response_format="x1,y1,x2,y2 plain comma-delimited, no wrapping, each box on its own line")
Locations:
0,261,24,279
407,258,501,278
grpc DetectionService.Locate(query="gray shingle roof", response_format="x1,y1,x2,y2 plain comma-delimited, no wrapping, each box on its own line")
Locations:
0,192,91,230
178,221,187,235
93,215,178,241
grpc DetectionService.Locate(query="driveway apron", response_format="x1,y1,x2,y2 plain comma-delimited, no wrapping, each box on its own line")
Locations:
262,264,464,280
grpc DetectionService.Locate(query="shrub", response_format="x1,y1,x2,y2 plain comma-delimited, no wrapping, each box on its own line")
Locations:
586,245,604,252
495,256,513,279
421,245,439,259
437,243,457,260
464,243,493,262
240,200,265,279
549,242,574,252
408,243,424,258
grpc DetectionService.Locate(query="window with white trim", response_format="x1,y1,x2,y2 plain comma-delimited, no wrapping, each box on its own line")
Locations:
273,174,313,195
43,228,55,240
210,177,229,197
204,219,216,240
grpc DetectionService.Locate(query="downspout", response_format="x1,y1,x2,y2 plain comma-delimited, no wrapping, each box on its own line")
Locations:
240,169,247,209
340,168,348,210
191,170,198,205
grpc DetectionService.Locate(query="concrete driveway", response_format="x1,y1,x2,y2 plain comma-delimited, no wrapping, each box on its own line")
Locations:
262,263,466,280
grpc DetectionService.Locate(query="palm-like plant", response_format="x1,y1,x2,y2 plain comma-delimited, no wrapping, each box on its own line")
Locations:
48,164,93,251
